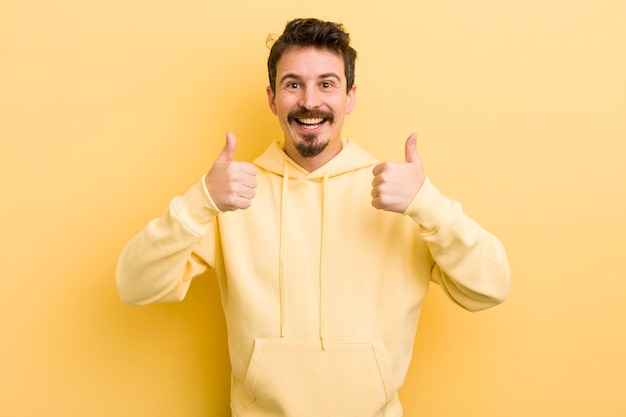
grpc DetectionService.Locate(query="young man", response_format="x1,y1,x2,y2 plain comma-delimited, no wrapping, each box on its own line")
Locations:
116,18,510,417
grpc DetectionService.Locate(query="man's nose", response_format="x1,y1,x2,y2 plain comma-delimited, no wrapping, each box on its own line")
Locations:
298,87,322,109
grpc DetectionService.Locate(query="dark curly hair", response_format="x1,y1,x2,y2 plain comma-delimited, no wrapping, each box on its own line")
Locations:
267,18,357,93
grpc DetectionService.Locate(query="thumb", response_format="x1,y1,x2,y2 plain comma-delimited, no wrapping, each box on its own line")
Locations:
217,132,237,162
404,133,419,163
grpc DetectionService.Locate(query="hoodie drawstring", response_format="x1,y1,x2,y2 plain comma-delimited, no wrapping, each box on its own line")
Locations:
255,140,378,350
277,166,329,350
319,173,330,350
279,164,289,337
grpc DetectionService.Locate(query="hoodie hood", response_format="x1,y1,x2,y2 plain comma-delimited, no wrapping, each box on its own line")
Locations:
254,139,379,180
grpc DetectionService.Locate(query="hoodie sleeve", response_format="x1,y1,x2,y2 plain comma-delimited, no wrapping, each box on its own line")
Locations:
403,178,510,311
115,176,222,306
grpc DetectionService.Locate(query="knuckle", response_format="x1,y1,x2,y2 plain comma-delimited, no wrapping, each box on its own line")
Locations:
225,183,238,194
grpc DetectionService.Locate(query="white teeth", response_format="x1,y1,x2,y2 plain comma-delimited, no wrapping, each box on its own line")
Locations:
298,118,324,125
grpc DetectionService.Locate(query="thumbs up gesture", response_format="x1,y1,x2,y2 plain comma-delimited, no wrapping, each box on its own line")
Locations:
371,133,426,213
205,132,258,212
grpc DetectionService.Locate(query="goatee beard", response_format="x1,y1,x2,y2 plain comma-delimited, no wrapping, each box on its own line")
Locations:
295,134,329,158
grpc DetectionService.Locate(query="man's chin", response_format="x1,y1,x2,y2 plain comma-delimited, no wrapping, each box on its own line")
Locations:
295,136,329,158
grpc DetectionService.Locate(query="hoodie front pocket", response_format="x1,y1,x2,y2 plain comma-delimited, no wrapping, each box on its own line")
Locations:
242,338,395,417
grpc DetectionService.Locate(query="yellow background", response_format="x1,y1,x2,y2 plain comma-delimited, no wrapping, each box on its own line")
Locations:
1,0,624,416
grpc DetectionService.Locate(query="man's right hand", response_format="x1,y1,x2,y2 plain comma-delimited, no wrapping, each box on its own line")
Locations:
205,132,258,211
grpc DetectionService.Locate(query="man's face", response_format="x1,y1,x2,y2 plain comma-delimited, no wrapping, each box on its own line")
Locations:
267,47,356,167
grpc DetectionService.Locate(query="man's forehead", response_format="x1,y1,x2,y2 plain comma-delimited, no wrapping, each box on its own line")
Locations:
276,47,345,79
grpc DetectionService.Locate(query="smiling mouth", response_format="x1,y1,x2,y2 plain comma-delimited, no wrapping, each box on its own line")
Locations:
295,117,325,130
288,110,334,130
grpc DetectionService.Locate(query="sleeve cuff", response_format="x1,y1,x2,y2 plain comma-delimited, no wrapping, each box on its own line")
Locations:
170,175,222,236
402,177,455,232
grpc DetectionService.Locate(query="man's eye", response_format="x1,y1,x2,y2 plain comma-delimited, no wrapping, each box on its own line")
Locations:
287,82,300,89
321,82,333,89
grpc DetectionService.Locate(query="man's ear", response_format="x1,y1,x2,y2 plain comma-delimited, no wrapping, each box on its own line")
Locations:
266,86,278,115
346,84,357,115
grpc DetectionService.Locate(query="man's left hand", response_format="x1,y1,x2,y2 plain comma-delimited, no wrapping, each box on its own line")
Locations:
371,133,426,213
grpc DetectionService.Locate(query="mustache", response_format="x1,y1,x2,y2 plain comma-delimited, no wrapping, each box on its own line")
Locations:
287,108,334,124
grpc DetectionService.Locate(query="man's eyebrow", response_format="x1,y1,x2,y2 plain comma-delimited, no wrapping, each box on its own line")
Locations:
319,72,341,81
279,73,302,84
279,72,342,84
